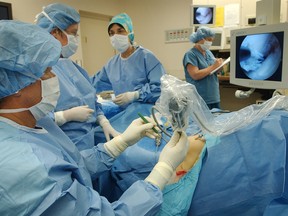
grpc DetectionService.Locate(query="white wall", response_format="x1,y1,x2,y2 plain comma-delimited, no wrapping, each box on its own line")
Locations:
3,0,288,79
3,0,122,66
4,0,121,23
121,0,192,79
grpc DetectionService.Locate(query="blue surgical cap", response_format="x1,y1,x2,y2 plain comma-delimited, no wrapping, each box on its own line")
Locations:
108,13,134,43
190,26,215,43
36,3,80,32
0,20,61,99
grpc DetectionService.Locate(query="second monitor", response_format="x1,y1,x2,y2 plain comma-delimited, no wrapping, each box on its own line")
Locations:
230,23,288,89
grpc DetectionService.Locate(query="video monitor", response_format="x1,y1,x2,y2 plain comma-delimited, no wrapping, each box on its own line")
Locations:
210,28,225,50
230,23,288,89
191,5,216,26
0,2,12,20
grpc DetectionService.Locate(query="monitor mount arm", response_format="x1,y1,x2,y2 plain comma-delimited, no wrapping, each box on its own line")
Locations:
235,88,256,98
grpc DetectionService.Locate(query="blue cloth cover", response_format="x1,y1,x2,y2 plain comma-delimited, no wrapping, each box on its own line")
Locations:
157,147,206,216
189,110,288,216
190,26,215,43
36,3,80,32
97,103,288,215
108,13,134,42
0,20,61,99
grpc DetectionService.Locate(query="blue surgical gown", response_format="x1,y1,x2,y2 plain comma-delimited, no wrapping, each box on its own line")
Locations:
91,46,166,103
0,116,162,216
183,47,220,105
52,58,103,151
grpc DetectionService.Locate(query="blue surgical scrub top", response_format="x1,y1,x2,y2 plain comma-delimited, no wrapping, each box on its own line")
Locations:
52,58,103,151
91,46,166,103
0,116,162,216
183,47,220,105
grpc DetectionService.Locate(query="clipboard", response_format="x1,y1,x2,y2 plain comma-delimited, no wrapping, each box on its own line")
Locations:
210,57,230,75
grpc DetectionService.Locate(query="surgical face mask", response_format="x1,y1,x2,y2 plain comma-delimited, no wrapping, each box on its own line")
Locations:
110,34,131,53
200,40,212,51
61,31,79,58
0,76,60,121
39,11,78,58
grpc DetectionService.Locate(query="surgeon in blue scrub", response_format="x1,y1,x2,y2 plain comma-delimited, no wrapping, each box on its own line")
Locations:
91,13,166,108
0,20,189,216
35,3,119,150
183,26,223,109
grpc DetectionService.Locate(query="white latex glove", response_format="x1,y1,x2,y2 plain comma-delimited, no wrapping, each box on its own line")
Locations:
97,115,120,141
113,91,139,106
104,116,159,158
145,131,188,190
54,105,94,126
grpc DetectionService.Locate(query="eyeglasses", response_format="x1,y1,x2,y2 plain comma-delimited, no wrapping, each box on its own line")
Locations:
65,30,79,37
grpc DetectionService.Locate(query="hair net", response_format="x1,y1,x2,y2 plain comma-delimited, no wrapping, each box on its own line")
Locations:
35,3,80,32
0,20,61,99
190,26,215,43
108,13,134,43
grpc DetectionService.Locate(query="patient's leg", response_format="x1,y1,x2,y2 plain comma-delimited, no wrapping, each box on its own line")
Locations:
169,135,205,183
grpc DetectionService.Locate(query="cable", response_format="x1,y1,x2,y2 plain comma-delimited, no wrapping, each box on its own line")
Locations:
151,106,172,137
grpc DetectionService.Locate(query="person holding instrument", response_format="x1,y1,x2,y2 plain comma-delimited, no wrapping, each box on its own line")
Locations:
0,20,189,216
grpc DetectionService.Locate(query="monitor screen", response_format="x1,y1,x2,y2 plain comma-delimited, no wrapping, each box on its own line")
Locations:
191,5,216,26
210,28,225,50
230,23,288,89
0,2,12,20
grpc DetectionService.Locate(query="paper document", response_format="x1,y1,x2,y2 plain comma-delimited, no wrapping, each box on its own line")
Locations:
210,57,230,75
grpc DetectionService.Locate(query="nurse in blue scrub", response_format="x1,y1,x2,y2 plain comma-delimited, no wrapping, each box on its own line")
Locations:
183,26,223,109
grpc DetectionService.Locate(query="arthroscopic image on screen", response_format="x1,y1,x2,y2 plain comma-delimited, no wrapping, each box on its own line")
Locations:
236,32,283,81
193,7,213,24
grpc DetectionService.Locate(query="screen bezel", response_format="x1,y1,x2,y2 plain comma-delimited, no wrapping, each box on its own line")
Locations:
0,2,12,20
190,4,216,27
230,23,288,89
210,28,225,50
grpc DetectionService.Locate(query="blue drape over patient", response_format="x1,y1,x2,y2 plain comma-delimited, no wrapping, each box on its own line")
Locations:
97,74,288,215
189,110,288,216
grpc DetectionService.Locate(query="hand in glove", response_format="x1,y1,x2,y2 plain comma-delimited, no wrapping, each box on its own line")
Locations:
99,90,114,99
113,91,139,106
97,115,120,141
54,105,94,126
145,131,188,190
104,116,159,158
